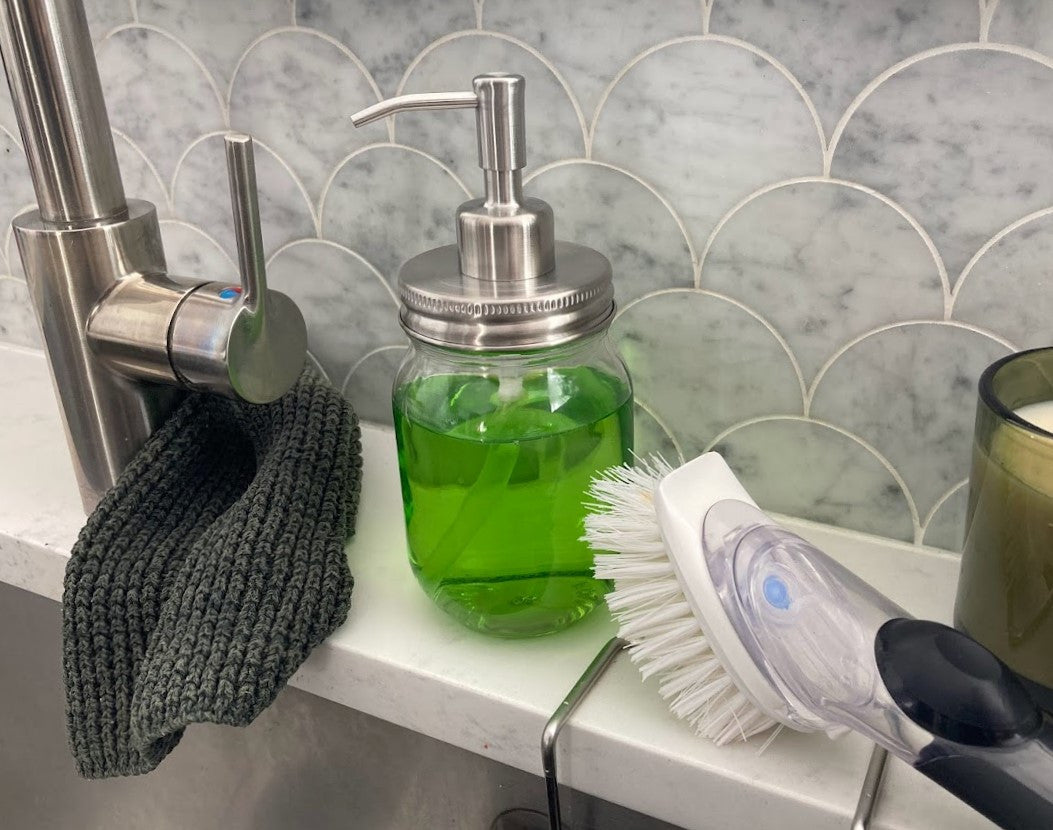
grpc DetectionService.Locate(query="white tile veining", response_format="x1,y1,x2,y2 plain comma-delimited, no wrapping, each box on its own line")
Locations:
2,0,1050,550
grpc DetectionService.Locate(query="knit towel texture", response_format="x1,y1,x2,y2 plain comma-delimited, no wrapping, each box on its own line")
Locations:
62,370,361,778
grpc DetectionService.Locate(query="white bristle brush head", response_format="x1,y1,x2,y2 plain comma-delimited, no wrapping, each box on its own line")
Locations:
584,456,781,746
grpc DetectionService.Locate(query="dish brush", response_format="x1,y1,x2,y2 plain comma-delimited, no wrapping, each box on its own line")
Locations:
584,452,1053,830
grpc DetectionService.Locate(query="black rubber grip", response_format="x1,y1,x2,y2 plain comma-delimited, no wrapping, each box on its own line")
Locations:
875,618,1041,746
876,619,1053,829
915,739,1053,830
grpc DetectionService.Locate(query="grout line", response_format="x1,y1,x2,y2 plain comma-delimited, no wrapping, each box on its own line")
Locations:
826,42,1053,174
340,344,408,397
474,0,484,30
2,202,35,277
806,319,1017,410
588,38,703,147
265,237,401,304
699,289,807,413
392,30,589,156
701,0,712,35
317,141,472,233
918,479,968,543
169,129,228,198
158,218,239,276
104,23,226,126
169,131,318,234
129,0,137,24
694,176,948,319
940,319,1018,351
0,123,21,149
979,0,1000,42
949,206,1053,314
111,127,172,213
289,0,297,27
634,397,686,465
524,158,699,269
589,35,826,165
703,414,922,542
615,287,808,412
250,135,321,234
305,351,331,385
226,26,384,125
707,34,827,158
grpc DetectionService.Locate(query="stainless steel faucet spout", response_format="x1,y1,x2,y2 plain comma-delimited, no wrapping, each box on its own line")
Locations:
0,0,307,511
0,0,126,224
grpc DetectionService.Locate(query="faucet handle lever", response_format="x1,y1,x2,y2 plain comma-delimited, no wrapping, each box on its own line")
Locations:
224,133,267,316
164,132,307,403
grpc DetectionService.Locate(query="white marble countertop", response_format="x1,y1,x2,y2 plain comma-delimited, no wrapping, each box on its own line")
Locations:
0,344,995,830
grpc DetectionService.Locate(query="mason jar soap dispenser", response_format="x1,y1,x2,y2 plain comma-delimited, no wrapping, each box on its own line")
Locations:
352,74,633,638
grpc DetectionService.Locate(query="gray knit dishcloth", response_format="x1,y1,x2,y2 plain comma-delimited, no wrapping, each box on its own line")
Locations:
62,369,361,778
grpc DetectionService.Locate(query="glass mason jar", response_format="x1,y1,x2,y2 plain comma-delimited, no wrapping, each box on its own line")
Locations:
392,332,633,638
956,347,1053,711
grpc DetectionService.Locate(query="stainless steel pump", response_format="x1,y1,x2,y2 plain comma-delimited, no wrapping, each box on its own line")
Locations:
351,73,614,352
0,0,307,511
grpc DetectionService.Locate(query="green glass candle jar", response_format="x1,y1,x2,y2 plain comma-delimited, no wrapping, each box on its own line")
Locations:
956,347,1053,711
353,73,633,636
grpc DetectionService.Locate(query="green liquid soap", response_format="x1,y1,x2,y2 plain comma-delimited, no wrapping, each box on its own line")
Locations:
394,366,633,637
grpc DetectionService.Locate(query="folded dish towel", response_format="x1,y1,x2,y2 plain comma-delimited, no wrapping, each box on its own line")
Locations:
62,370,361,778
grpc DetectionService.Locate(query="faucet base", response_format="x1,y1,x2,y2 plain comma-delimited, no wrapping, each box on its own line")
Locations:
14,199,180,511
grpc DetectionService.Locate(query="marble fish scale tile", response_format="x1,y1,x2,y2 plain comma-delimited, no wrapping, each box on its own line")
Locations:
172,133,316,262
83,0,134,42
810,322,1011,523
482,0,702,120
830,46,1053,283
633,401,684,466
267,239,402,386
137,0,290,92
701,179,945,382
711,417,915,542
952,210,1053,349
613,289,805,459
295,0,476,96
709,0,979,137
342,345,408,426
159,220,238,282
96,26,226,187
0,277,40,349
923,481,968,552
591,37,823,258
229,29,386,204
395,32,585,189
0,131,37,270
112,131,170,216
989,0,1053,60
526,161,694,306
320,145,468,284
4,230,25,282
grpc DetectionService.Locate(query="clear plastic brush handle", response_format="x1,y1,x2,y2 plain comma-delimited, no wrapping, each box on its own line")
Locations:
702,500,1053,830
701,500,906,739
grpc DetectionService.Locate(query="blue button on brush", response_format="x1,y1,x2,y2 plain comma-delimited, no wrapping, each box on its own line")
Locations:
763,574,791,610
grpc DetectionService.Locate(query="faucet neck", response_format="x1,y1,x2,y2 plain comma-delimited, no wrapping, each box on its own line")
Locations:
0,0,127,225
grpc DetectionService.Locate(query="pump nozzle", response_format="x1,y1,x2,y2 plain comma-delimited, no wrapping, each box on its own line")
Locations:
351,74,553,281
349,73,613,351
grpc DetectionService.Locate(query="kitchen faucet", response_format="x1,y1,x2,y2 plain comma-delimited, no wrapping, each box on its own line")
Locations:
0,0,308,511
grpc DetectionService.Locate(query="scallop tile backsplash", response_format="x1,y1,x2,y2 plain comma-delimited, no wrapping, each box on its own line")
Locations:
2,0,1049,551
